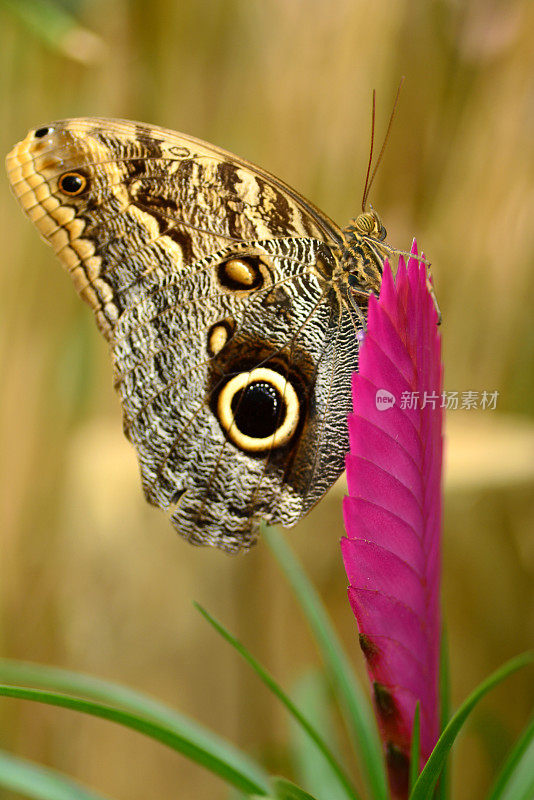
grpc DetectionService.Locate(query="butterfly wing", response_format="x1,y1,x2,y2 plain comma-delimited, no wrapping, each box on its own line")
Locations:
6,118,362,551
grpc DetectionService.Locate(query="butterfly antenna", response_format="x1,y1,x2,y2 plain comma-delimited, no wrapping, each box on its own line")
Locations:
361,90,376,212
362,76,405,211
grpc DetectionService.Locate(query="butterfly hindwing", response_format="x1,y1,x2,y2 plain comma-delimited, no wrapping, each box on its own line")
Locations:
6,118,363,551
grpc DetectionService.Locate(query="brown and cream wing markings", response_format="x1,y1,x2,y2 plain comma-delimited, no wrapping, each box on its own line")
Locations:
6,118,366,552
6,118,342,334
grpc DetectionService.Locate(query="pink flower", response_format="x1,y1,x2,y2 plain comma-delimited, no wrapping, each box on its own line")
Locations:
341,243,443,798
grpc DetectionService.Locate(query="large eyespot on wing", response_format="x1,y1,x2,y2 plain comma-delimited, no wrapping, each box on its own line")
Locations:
216,367,301,452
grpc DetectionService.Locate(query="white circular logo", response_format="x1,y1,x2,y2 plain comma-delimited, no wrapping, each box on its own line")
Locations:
375,389,396,410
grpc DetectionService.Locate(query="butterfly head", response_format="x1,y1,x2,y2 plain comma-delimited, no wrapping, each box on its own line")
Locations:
339,208,387,296
351,208,387,241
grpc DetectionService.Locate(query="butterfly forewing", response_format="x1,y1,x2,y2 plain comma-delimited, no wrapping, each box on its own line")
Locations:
6,117,364,551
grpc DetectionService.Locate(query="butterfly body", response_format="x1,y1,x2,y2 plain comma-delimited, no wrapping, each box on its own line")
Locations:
6,118,388,551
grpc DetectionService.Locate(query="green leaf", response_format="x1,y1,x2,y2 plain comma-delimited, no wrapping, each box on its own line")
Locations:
195,603,359,800
0,658,269,795
0,683,268,797
410,652,533,800
0,0,103,63
486,715,534,800
410,702,421,792
272,776,319,800
262,525,387,800
289,671,349,800
0,748,111,800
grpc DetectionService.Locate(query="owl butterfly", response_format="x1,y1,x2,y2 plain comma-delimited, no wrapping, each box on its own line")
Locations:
6,116,400,553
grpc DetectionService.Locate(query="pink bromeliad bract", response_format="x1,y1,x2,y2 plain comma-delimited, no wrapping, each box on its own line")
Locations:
341,243,443,798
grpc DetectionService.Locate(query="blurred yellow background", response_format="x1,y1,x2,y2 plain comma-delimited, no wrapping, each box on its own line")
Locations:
0,1,533,798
